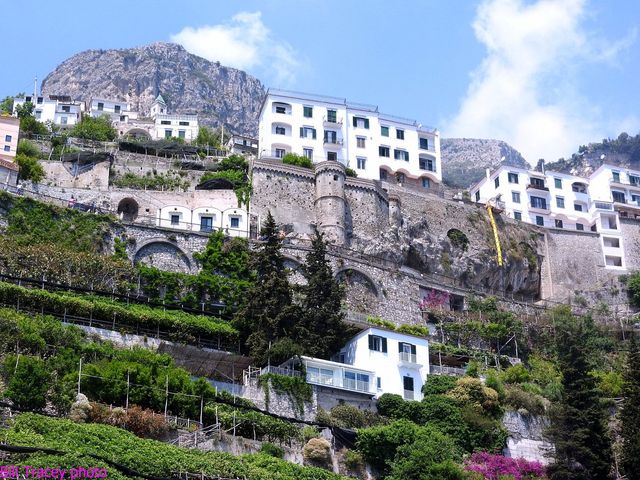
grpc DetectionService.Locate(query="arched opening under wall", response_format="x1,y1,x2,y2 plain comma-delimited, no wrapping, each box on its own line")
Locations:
117,198,139,222
335,267,379,313
134,240,192,274
124,128,152,141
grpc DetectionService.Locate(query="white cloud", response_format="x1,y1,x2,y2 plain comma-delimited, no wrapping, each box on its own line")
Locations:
171,11,300,86
447,0,638,164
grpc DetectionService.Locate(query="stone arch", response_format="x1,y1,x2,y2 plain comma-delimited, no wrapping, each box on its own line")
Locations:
335,267,380,312
117,198,139,222
447,228,469,251
124,128,152,140
134,238,192,274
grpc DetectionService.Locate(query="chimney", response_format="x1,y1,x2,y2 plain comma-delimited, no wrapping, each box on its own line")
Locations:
486,168,491,180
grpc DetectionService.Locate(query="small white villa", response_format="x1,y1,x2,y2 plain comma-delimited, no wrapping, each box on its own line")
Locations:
283,326,430,401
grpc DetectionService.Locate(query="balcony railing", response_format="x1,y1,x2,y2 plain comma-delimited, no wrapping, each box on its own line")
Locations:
307,372,334,385
610,178,640,189
323,138,343,145
528,202,550,212
593,201,613,211
430,365,466,376
403,390,415,400
343,378,371,393
323,115,343,125
526,183,549,192
399,352,417,363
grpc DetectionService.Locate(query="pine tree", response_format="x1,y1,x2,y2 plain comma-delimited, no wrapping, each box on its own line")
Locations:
296,231,349,358
234,211,299,364
547,307,612,480
620,333,640,479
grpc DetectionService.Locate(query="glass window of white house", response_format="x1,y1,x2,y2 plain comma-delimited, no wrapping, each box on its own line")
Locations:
380,169,388,181
419,138,429,150
379,146,390,157
422,177,430,189
164,129,173,139
357,137,366,148
307,367,333,385
344,371,370,391
357,157,366,170
419,157,435,171
327,151,337,161
512,192,521,203
275,104,287,114
574,203,583,212
161,120,171,125
403,376,414,400
324,130,337,143
303,148,313,159
495,177,500,188
399,342,417,362
536,216,544,226
554,178,562,189
3,146,9,152
508,172,519,184
612,171,621,183
4,135,11,142
178,130,186,139
97,102,104,111
612,191,626,203
394,149,409,161
531,196,547,209
530,177,546,189
475,191,480,201
326,109,337,123
303,106,313,118
275,126,286,135
170,214,180,226
396,129,404,140
381,126,389,137
556,196,565,208
555,219,563,229
275,148,285,158
368,334,387,352
300,127,316,139
114,105,121,113
353,116,370,129
200,216,213,232
514,211,522,221
576,223,584,231
230,216,240,229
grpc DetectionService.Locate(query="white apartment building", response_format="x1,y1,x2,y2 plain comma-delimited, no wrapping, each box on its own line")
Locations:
227,134,258,156
283,326,429,401
156,205,248,238
150,95,199,142
258,89,441,188
469,163,640,269
13,95,84,128
88,98,138,123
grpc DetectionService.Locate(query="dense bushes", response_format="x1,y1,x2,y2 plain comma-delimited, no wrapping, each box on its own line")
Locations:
111,171,190,191
282,153,313,169
199,154,250,206
0,281,238,343
70,115,117,141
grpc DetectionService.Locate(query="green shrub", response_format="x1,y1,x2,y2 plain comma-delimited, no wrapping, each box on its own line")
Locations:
356,419,419,474
345,167,357,178
260,442,285,458
282,153,313,169
422,375,457,395
377,393,406,417
342,449,364,471
15,154,45,182
329,404,382,429
500,363,531,384
2,355,50,410
447,229,469,251
16,139,41,158
302,426,320,441
111,172,190,191
466,360,481,377
503,386,546,415
303,437,332,466
484,370,505,399
627,272,640,307
70,115,117,141
446,377,500,417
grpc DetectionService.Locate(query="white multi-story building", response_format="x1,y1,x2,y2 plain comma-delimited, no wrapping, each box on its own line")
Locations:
0,116,19,187
283,326,429,401
227,134,258,156
156,204,248,238
13,95,84,128
150,95,199,142
469,163,640,269
88,98,138,123
258,89,441,188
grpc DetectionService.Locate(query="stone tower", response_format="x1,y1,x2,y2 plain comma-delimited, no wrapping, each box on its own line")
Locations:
314,161,347,245
388,194,402,228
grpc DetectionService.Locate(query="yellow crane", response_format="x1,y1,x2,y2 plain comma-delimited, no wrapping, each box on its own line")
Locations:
486,196,503,267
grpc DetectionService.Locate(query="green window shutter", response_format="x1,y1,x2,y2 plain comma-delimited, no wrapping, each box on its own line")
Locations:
398,342,403,353
368,335,374,350
300,127,304,138
364,118,370,129
382,338,387,353
312,129,317,139
353,117,358,127
406,152,409,161
411,344,416,355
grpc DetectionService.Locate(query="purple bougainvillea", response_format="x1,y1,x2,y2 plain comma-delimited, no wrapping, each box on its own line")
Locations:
418,288,450,310
464,452,547,480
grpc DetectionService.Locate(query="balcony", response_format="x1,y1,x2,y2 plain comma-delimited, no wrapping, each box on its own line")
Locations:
343,378,371,393
403,390,415,401
528,202,550,214
592,201,613,211
398,352,422,368
429,365,466,376
301,358,376,395
526,182,549,192
610,178,640,190
323,138,343,146
323,115,343,126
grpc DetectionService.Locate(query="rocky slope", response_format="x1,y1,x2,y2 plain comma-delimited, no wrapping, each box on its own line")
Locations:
41,42,265,135
441,138,529,188
542,132,640,177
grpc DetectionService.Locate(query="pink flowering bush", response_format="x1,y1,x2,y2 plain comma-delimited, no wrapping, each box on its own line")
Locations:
464,452,547,479
419,289,451,310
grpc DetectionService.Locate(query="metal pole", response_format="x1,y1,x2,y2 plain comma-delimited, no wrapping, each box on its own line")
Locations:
200,396,203,425
164,374,169,417
125,370,130,410
77,357,82,395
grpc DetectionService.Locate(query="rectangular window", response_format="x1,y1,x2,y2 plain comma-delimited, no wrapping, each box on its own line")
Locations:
35,110,42,119
508,172,519,184
398,342,417,362
353,116,369,129
324,130,337,143
178,130,186,139
62,105,70,113
36,97,42,104
403,376,414,391
3,145,9,152
300,127,316,139
377,377,381,389
379,146,390,157
357,157,366,169
344,371,370,392
495,177,500,188
230,217,240,228
475,191,480,202
275,126,286,135
161,120,171,125
397,173,406,184
555,219,563,229
531,196,547,209
327,151,337,161
327,109,337,123
120,115,126,121
380,169,388,181
164,129,173,139
200,216,213,232
357,137,366,148
419,157,435,171
630,175,640,186
275,148,285,158
275,105,286,114
574,203,583,212
5,135,11,142
530,177,545,189
394,149,409,161
632,194,640,206
536,216,544,226
613,191,626,203
512,191,521,203
368,334,387,352
422,177,430,189
419,137,429,150
556,196,565,208
612,171,621,183
381,126,389,137
114,105,121,113
514,211,522,221
554,178,562,189
303,148,313,159
179,121,190,126
97,102,104,111
396,129,404,140
303,106,313,118
576,223,584,231
170,214,180,226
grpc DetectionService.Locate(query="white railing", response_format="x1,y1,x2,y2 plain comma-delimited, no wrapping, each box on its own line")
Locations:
343,378,371,393
399,352,417,363
403,390,414,400
307,371,334,386
430,365,466,376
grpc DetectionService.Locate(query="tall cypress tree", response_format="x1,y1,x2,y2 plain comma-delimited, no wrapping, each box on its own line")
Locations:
547,307,612,480
234,211,299,364
620,333,640,479
296,231,349,358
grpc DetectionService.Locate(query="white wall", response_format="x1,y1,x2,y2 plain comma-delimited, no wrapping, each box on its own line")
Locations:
153,115,199,141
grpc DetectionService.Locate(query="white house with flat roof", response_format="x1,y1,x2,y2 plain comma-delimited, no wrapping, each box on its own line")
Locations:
258,89,441,190
283,326,429,401
89,98,138,123
150,95,199,142
13,95,84,128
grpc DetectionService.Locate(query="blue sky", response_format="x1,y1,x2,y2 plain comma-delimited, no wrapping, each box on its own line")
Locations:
2,0,640,163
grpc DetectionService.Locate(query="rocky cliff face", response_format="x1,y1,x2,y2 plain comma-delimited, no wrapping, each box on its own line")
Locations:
441,138,529,188
41,42,265,135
